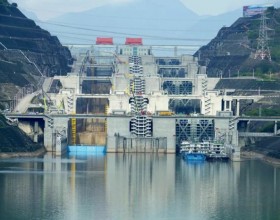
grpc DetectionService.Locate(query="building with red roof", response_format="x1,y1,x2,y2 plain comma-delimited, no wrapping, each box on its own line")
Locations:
96,37,114,45
125,38,143,45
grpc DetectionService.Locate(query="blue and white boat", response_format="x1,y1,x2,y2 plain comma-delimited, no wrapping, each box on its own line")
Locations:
180,140,230,162
180,141,207,161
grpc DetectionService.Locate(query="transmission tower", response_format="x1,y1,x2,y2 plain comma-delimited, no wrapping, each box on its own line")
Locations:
254,11,271,61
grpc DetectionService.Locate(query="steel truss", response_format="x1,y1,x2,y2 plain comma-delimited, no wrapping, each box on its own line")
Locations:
169,99,200,114
176,118,214,148
163,81,193,95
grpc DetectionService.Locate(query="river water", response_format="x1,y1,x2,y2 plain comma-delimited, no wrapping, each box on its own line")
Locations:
0,153,279,220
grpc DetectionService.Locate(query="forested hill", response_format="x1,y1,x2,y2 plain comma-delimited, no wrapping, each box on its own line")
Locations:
195,7,280,78
0,0,72,110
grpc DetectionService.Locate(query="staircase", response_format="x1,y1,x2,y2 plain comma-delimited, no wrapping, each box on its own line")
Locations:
129,64,143,75
130,77,147,114
129,56,142,65
130,96,148,114
229,117,238,131
66,95,74,114
47,117,54,129
202,78,208,93
130,116,152,137
204,97,211,115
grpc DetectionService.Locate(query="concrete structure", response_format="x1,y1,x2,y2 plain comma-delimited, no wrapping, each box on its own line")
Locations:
33,43,263,117
43,116,68,155
9,41,272,157
7,111,280,159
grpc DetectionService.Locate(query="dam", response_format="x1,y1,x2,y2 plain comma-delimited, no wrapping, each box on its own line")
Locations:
6,38,280,160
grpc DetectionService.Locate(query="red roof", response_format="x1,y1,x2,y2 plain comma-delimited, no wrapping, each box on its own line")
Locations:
96,37,113,45
125,38,143,45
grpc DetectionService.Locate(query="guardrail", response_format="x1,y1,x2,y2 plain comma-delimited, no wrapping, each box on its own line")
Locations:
238,132,275,137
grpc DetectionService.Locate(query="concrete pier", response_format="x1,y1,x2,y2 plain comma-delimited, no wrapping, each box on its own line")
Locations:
44,116,68,155
112,136,167,153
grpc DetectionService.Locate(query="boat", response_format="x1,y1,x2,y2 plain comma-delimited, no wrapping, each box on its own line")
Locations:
180,140,230,162
206,142,230,161
180,141,207,161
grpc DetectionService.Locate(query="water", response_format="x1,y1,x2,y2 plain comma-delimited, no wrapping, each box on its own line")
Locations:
0,153,279,220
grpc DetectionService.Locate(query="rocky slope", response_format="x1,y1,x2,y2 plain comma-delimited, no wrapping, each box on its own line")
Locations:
195,7,280,77
0,0,72,110
0,114,42,153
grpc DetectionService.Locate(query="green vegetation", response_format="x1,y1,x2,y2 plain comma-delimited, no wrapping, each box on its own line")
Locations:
245,8,280,74
265,11,280,62
247,9,280,74
270,43,280,63
244,108,280,117
0,61,30,86
0,104,5,110
0,0,8,5
201,7,280,77
267,152,280,159
0,114,8,127
247,19,260,50
243,135,280,160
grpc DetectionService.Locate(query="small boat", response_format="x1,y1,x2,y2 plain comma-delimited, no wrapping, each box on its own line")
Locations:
180,141,206,161
185,152,206,161
206,142,230,161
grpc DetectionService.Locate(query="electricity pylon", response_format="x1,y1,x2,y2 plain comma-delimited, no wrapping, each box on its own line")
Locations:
254,11,272,61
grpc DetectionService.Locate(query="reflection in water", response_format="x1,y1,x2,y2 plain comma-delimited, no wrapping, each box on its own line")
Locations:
0,153,279,220
105,154,176,220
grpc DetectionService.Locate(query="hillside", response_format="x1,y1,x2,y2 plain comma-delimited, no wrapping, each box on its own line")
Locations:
195,7,280,77
0,0,72,110
0,114,42,152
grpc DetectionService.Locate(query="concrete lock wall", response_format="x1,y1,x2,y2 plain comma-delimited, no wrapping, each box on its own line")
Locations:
107,116,176,153
145,77,161,94
107,117,131,152
41,115,239,155
44,117,69,154
148,96,169,113
109,95,130,113
153,117,176,153
116,137,167,153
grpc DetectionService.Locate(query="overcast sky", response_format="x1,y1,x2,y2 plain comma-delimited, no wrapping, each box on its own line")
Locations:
11,0,272,20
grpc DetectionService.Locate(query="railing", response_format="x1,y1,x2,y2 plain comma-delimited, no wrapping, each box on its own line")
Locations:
238,132,275,137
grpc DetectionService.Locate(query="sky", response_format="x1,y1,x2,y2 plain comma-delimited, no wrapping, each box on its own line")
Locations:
10,0,272,20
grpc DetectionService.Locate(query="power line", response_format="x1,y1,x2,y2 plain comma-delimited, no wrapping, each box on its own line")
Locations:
0,11,243,24
0,11,262,33
1,10,280,54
